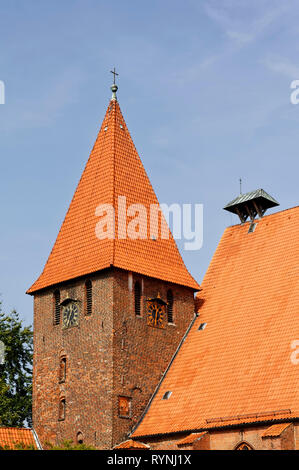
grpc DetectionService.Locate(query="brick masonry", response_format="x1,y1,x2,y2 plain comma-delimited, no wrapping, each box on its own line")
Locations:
32,267,195,449
140,422,297,450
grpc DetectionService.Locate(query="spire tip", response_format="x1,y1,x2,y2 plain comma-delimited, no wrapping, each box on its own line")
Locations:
110,68,119,101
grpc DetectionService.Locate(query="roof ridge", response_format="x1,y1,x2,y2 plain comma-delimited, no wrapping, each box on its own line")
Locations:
225,204,299,228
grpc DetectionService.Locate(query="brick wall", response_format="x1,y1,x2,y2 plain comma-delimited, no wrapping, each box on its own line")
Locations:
33,270,114,449
139,422,296,450
32,267,195,449
111,268,195,446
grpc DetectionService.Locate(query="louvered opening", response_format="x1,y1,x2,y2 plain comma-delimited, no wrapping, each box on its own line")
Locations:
85,280,92,315
134,282,141,316
53,290,60,325
167,289,174,323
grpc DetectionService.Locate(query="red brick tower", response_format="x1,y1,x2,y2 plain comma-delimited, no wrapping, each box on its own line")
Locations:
27,82,199,449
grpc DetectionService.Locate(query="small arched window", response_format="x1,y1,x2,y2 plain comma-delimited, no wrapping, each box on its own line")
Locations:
58,397,66,421
167,289,174,323
53,290,60,325
76,431,84,445
59,356,67,383
134,282,141,316
85,280,92,315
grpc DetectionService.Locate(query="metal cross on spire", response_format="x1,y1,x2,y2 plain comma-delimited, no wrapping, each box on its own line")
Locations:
110,67,119,85
110,67,119,100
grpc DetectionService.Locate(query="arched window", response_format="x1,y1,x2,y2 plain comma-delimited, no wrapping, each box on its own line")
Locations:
76,431,84,445
167,289,174,323
235,442,254,450
59,356,67,383
53,290,60,325
85,280,92,315
134,282,141,316
58,397,66,421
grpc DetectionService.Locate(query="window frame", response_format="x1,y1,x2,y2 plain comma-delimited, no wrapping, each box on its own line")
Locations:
58,397,66,421
118,396,132,419
59,356,67,384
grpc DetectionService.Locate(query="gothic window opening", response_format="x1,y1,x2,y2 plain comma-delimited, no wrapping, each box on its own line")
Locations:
85,280,92,315
58,397,66,421
118,396,132,418
53,290,60,325
59,356,67,383
167,289,174,323
235,442,254,450
134,281,141,316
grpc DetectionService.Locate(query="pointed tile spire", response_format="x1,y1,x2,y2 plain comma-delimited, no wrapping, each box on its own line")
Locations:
27,90,199,293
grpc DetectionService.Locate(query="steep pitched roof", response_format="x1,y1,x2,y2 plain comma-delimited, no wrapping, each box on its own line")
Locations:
0,427,39,449
132,206,299,437
27,96,199,293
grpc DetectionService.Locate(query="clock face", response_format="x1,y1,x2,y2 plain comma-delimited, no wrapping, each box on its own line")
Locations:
62,302,79,329
147,301,165,329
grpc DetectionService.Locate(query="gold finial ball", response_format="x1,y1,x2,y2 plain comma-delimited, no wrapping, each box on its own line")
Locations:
111,84,118,93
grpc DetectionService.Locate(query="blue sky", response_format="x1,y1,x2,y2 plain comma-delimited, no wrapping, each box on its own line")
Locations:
0,0,298,325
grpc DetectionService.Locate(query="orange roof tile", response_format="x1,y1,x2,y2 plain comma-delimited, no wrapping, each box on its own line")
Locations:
0,427,38,449
27,97,199,294
114,439,150,449
261,423,291,438
177,432,206,445
132,207,299,437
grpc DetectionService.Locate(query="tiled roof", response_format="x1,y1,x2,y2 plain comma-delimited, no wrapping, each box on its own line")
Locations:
261,423,291,438
132,207,299,437
27,98,199,294
114,439,150,449
0,427,38,449
177,432,206,445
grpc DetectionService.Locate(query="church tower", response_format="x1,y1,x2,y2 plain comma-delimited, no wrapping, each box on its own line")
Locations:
27,79,199,449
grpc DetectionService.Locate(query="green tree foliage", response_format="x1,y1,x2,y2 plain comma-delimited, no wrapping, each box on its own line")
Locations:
0,302,33,427
45,440,96,450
